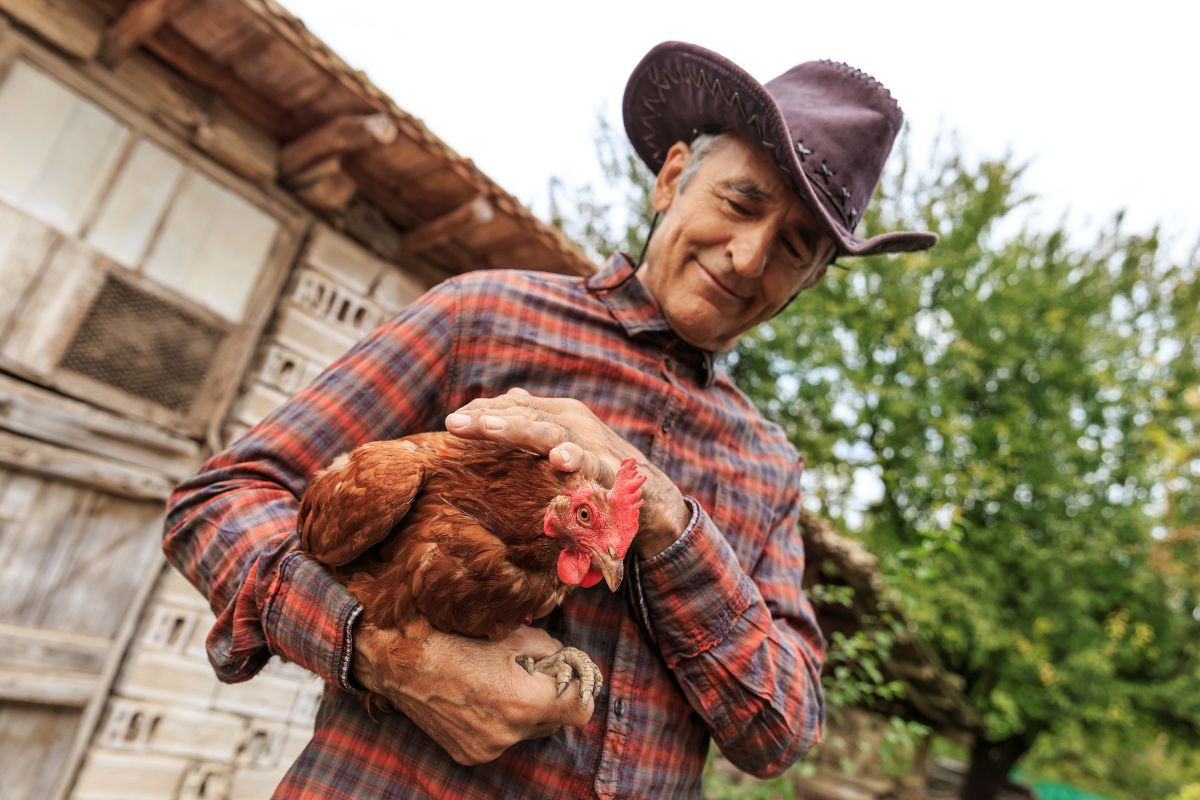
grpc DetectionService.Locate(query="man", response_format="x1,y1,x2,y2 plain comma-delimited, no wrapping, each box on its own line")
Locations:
165,41,936,797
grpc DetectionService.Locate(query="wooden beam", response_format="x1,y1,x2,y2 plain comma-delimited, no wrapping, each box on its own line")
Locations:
280,113,398,177
99,0,189,64
0,429,174,500
0,373,201,482
194,100,279,182
0,0,104,59
144,26,293,136
0,667,96,707
0,623,109,675
396,195,494,256
284,156,358,213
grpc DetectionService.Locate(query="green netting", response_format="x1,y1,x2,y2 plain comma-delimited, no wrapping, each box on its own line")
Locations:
1029,780,1114,800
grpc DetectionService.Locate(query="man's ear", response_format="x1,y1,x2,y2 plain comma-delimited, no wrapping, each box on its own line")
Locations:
652,141,691,213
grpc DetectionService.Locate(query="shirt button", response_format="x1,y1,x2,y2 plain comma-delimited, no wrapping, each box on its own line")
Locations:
660,419,671,433
614,698,625,717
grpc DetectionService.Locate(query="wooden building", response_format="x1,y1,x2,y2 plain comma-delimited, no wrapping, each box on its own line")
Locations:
0,1,589,797
0,2,977,798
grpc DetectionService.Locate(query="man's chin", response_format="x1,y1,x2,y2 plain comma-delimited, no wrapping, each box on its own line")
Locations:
663,307,738,352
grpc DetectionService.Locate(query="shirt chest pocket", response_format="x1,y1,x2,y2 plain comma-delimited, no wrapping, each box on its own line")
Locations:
710,481,776,574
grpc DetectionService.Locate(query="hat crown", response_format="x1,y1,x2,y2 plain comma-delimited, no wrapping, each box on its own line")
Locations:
765,60,903,230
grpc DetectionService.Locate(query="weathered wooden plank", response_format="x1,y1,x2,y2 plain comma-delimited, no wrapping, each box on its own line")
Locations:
0,702,81,800
0,0,104,60
279,113,396,177
0,372,201,480
70,749,190,800
303,224,388,293
0,202,58,333
169,0,256,59
51,562,170,800
144,26,292,136
0,430,174,499
194,99,278,183
396,194,493,256
0,667,96,706
284,156,356,213
0,236,106,375
229,33,327,110
353,134,443,184
0,622,109,674
336,197,402,259
0,473,164,639
101,48,206,137
99,0,190,64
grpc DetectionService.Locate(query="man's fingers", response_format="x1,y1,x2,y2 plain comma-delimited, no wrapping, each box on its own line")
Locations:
554,685,595,727
448,409,576,455
452,388,579,418
549,443,617,487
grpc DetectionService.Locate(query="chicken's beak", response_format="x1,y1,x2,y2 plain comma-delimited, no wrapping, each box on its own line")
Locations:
591,546,624,591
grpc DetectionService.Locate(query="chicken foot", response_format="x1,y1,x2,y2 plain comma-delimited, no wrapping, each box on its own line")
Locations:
516,646,603,706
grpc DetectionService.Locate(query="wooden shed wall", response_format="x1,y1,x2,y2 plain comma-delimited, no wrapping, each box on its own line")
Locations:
0,12,456,799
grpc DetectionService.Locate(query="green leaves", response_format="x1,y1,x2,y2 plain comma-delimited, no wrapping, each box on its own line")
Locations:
734,138,1200,794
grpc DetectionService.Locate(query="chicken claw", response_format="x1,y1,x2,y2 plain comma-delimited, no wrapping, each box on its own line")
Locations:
517,646,603,706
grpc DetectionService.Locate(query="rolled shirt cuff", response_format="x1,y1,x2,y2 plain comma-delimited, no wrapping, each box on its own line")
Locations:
631,497,757,666
263,551,364,692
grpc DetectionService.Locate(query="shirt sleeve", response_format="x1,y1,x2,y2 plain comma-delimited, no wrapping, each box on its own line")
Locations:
630,461,825,778
162,280,459,690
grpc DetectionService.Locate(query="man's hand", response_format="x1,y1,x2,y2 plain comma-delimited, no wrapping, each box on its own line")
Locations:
445,388,690,557
352,622,593,765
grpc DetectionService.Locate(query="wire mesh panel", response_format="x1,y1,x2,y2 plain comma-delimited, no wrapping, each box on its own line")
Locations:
59,276,226,415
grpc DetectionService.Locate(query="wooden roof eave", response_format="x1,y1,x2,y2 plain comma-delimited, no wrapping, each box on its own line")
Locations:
89,0,595,277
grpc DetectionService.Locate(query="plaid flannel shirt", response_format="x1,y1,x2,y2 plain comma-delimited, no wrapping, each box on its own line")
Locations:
164,253,825,798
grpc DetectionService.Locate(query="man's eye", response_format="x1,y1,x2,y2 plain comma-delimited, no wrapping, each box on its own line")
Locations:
725,199,751,216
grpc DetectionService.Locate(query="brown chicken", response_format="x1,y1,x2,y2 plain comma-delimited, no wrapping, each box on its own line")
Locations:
297,431,646,710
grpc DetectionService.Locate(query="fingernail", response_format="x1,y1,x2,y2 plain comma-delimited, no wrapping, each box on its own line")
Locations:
483,415,506,431
446,413,470,428
553,446,576,468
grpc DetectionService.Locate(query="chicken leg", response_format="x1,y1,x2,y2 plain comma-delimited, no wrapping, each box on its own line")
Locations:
516,647,602,706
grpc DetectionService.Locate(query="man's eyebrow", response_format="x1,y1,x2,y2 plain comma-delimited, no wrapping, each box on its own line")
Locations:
720,178,773,202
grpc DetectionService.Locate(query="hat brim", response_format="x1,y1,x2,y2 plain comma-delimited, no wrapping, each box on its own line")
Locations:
622,42,937,257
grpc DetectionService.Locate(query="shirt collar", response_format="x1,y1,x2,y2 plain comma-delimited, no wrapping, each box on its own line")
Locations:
587,252,717,388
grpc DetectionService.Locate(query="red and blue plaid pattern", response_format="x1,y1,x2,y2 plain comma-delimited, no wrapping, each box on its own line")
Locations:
164,253,825,798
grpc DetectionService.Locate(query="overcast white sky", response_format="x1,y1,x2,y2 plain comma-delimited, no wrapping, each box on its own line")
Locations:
281,0,1198,257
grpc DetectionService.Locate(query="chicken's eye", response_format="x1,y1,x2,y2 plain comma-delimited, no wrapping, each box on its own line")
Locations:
575,506,592,526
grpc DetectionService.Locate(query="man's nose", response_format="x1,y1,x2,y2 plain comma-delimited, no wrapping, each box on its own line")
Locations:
727,224,771,278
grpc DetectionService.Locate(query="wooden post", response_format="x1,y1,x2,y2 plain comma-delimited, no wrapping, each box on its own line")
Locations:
99,0,190,64
396,195,493,255
280,113,398,177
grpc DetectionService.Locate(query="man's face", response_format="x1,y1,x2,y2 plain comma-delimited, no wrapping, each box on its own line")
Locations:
637,135,834,352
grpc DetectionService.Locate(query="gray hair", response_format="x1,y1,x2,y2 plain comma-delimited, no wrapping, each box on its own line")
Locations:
677,132,729,192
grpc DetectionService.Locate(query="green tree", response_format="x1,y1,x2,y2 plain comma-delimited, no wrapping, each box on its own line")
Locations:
731,141,1200,798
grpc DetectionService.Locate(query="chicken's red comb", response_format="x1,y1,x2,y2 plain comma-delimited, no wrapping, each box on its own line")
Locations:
607,458,646,538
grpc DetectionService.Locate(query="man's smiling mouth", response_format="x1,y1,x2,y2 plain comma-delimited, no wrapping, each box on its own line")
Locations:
694,260,751,301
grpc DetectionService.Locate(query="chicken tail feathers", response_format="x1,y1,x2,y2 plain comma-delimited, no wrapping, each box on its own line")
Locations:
298,440,427,566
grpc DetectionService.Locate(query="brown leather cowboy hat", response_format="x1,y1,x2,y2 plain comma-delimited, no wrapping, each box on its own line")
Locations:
623,41,937,257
